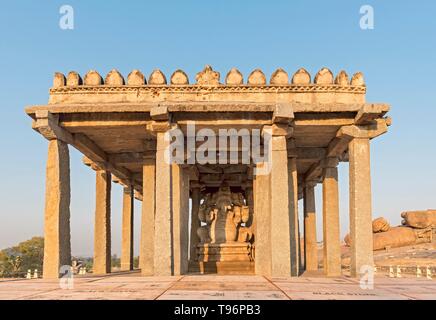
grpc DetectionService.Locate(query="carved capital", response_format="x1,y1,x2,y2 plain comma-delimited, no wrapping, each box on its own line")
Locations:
321,156,339,169
272,103,294,124
150,106,169,121
304,179,318,189
338,118,389,139
32,110,73,143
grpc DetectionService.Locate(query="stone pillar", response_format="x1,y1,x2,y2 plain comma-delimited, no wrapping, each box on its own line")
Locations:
349,138,374,277
254,162,272,276
304,181,318,271
121,186,134,271
93,169,111,274
172,165,190,275
189,187,201,261
322,158,341,276
140,158,156,276
288,157,300,276
270,135,293,277
153,131,173,275
43,139,71,279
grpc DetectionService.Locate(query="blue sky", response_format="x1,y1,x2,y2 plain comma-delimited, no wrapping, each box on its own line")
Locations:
0,0,435,257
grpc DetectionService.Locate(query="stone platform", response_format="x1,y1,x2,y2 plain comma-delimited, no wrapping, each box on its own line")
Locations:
0,272,434,300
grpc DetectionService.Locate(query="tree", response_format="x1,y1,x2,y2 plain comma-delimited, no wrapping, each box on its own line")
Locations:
0,237,44,278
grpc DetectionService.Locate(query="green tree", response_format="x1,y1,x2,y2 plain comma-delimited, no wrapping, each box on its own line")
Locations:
0,237,44,278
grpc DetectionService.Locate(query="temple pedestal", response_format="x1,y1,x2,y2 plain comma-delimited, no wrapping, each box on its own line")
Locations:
189,243,255,274
197,242,254,262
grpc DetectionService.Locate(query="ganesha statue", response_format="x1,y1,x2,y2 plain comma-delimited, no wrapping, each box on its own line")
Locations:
197,185,253,244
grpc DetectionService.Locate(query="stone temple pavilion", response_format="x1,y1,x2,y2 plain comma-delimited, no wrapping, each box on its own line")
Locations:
25,65,390,279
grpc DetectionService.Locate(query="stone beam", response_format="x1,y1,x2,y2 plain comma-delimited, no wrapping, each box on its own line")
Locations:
354,104,390,125
305,119,390,181
108,151,155,165
338,118,390,140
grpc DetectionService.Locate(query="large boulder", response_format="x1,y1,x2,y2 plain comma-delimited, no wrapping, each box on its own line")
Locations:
372,217,390,233
401,210,436,229
373,226,417,250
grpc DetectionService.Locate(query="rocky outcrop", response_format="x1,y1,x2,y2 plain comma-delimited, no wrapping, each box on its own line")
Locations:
401,210,436,229
345,213,434,251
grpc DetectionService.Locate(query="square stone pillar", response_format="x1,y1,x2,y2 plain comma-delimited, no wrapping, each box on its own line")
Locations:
349,138,374,277
303,181,318,271
288,157,300,276
270,135,297,277
153,131,173,275
322,158,341,276
189,187,201,261
121,186,134,271
93,169,111,274
172,165,190,275
43,139,71,279
140,158,156,276
254,162,272,276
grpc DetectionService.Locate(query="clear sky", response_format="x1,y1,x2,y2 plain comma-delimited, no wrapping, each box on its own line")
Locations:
0,0,435,257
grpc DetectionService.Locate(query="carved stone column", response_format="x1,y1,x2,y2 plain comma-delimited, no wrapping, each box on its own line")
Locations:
254,162,271,276
153,131,173,275
337,120,388,277
288,156,300,276
42,139,71,279
270,134,296,277
93,169,112,274
172,164,190,275
322,157,341,276
304,181,318,271
121,186,134,271
140,158,156,276
189,186,201,261
349,137,374,276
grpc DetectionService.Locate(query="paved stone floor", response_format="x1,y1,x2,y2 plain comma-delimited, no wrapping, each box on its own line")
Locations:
0,272,434,300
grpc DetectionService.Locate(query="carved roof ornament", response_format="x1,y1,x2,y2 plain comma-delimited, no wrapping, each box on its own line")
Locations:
84,70,103,86
291,68,311,84
335,70,349,86
53,72,66,88
105,69,125,85
351,72,365,86
170,69,189,85
247,69,266,85
225,68,243,85
314,67,334,84
148,69,167,85
66,71,82,86
196,65,220,85
270,68,289,85
127,69,145,85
